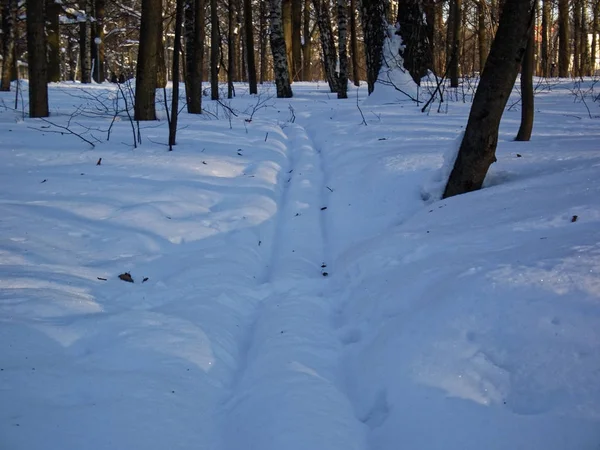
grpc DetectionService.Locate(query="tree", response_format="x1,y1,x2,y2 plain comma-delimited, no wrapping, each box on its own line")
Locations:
244,0,258,93
80,0,92,83
302,0,312,80
516,3,534,141
448,0,461,87
134,0,161,120
314,0,339,92
396,0,433,84
443,0,535,198
211,0,219,100
169,0,184,149
184,0,205,112
541,0,550,77
228,0,235,98
26,0,49,117
47,0,61,82
337,0,349,98
291,0,303,80
1,0,17,91
360,0,387,94
91,0,106,83
558,0,569,77
269,0,293,97
349,0,360,85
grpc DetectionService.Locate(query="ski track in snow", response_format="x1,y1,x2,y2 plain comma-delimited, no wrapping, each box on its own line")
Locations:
221,119,366,450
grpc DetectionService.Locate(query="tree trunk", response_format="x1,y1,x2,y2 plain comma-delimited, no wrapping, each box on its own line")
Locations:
449,0,461,87
396,0,433,84
443,0,535,198
477,0,486,72
337,0,348,98
516,7,534,141
291,0,303,80
210,0,219,99
302,0,312,80
269,0,293,97
573,0,580,76
79,0,92,83
350,0,360,85
580,0,589,75
360,0,387,94
1,0,17,90
592,0,599,74
134,0,160,120
26,0,49,117
260,0,267,83
244,0,258,93
541,0,550,76
314,0,339,92
228,0,235,98
434,0,444,74
282,0,293,79
46,0,61,82
156,10,167,88
91,0,105,82
558,0,569,77
169,0,184,148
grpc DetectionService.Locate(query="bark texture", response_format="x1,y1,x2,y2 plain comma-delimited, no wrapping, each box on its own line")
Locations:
443,0,535,198
558,0,569,77
79,0,92,83
244,0,258,93
1,0,17,90
314,0,339,92
350,0,360,85
134,0,160,120
516,9,534,141
169,0,184,148
396,0,433,84
26,0,49,117
269,0,293,97
337,0,348,98
360,0,387,94
211,0,219,100
47,0,61,82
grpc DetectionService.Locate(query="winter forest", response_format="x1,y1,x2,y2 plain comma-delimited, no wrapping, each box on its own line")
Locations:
1,0,600,447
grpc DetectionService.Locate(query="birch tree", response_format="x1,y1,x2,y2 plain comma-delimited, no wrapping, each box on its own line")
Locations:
269,0,293,97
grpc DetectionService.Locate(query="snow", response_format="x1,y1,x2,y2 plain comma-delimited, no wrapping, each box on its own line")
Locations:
1,79,600,450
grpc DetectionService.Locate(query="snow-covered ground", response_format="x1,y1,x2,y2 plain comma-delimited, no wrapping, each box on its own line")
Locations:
1,79,599,450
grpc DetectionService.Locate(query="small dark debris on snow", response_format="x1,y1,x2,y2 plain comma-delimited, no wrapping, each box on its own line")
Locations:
142,277,149,283
326,186,334,192
118,272,134,283
540,237,548,240
171,390,175,394
321,263,327,268
166,216,172,219
378,138,387,141
202,161,207,165
427,231,430,234
287,178,291,183
96,158,102,166
258,240,262,246
288,169,293,174
516,154,522,158
41,179,47,183
80,173,85,175
321,206,327,211
295,213,301,217
97,277,107,281
322,271,329,277
571,215,578,223
265,132,269,142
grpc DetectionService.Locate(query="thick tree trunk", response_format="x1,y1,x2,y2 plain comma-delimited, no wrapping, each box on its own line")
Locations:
443,0,535,198
516,9,534,141
541,0,550,77
593,0,599,74
350,0,360,85
79,0,92,83
291,0,302,80
580,0,589,75
26,0,49,117
1,0,17,90
573,0,580,76
46,0,61,82
314,0,339,92
269,0,293,97
134,0,160,120
184,0,195,107
360,0,387,94
396,0,433,84
210,0,219,99
244,0,258,93
91,0,105,82
302,0,312,80
449,0,461,87
337,0,348,98
169,0,184,148
558,0,569,77
434,0,444,74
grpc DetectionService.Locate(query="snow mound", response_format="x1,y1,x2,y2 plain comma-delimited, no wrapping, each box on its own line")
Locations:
364,25,419,106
